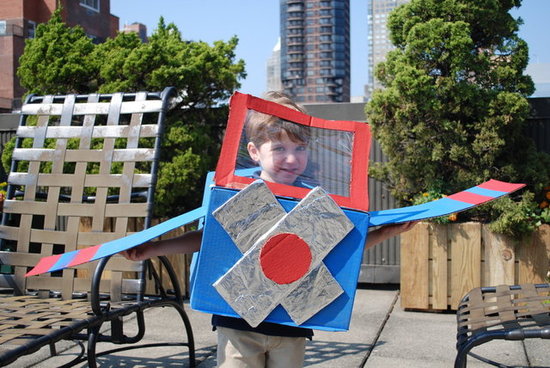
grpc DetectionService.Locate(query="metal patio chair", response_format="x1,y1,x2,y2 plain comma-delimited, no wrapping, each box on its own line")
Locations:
0,88,195,367
455,283,550,367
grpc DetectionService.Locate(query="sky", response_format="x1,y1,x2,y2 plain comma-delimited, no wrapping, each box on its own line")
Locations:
110,0,550,98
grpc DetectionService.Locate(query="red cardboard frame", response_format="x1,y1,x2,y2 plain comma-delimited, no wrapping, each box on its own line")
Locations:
214,92,371,212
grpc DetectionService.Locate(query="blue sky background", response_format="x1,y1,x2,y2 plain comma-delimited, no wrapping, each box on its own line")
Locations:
110,0,549,98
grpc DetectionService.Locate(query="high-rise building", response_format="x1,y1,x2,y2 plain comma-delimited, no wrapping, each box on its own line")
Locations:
266,38,283,92
366,0,409,98
280,0,350,103
0,0,119,111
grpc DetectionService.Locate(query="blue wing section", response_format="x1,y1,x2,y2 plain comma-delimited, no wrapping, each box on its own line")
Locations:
367,197,469,227
92,206,207,259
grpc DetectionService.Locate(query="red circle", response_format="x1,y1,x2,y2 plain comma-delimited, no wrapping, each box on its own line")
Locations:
260,233,312,284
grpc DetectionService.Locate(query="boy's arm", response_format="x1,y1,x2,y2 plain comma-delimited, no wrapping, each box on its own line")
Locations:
121,219,414,260
365,222,417,249
122,229,203,261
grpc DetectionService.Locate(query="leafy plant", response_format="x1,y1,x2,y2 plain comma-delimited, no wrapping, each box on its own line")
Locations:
488,192,540,238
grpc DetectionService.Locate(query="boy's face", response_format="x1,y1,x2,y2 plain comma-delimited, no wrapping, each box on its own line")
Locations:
247,131,308,186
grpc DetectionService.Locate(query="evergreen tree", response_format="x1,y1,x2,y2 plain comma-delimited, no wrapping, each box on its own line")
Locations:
365,0,550,232
17,9,95,94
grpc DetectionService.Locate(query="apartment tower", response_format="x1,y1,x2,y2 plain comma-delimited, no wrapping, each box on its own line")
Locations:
366,0,409,97
280,0,351,103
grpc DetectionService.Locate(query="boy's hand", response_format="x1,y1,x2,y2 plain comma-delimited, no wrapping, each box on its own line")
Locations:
120,242,154,261
380,221,418,238
365,221,418,248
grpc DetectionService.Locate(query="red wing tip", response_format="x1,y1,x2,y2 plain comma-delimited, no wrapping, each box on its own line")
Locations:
25,254,62,277
480,179,526,193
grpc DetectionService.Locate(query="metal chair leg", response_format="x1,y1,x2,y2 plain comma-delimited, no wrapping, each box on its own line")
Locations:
87,325,101,368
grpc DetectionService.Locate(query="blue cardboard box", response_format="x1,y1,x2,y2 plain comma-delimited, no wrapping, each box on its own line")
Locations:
190,186,370,332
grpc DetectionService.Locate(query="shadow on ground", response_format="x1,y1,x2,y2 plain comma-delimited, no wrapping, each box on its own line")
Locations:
53,344,217,368
305,340,381,366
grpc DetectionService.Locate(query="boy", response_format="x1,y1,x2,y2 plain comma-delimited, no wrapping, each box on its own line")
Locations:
123,91,415,367
244,91,311,187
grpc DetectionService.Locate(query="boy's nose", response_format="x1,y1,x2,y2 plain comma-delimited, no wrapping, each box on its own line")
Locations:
285,153,298,163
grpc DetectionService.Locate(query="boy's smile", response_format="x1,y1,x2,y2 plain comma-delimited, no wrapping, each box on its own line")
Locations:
247,131,308,186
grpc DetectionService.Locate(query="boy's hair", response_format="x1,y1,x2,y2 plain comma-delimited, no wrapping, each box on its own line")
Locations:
245,91,310,147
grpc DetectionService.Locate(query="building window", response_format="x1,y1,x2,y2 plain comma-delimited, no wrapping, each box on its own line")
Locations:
80,0,99,12
0,21,6,35
27,21,36,38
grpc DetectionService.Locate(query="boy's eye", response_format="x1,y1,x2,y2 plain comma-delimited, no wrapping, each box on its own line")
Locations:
296,145,307,152
273,146,285,152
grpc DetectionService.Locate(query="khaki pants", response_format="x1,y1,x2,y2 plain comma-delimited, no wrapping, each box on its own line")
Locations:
216,326,306,368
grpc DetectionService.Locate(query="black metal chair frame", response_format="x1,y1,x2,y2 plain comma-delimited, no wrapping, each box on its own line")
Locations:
0,88,195,367
455,283,550,368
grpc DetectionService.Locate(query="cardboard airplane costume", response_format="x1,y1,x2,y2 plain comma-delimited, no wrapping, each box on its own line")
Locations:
26,92,526,332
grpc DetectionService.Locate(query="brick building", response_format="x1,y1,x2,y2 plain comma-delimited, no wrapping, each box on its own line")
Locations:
0,0,119,111
121,22,147,43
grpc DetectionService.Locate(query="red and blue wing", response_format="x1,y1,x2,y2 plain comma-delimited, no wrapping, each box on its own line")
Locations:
26,179,524,276
368,179,525,227
25,206,207,277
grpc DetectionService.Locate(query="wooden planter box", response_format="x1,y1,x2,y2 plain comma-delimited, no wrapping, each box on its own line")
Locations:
400,222,550,311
